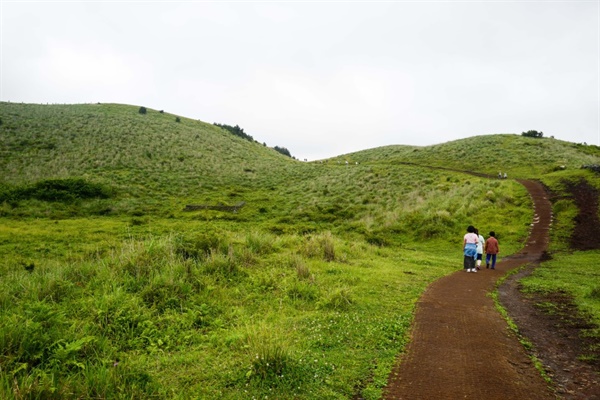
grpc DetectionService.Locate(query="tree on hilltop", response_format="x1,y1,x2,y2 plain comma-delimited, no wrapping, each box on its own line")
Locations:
273,146,292,157
213,123,254,142
521,130,543,138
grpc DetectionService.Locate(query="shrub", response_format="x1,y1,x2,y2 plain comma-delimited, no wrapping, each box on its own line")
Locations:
138,106,147,115
213,123,254,142
521,130,543,138
0,179,113,203
273,146,292,158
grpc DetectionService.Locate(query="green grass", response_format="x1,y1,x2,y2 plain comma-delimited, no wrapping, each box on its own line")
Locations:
0,102,599,398
519,250,600,322
518,251,600,362
342,134,600,179
0,229,457,399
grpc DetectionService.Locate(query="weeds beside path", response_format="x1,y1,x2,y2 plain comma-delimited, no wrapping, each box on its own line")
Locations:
383,180,555,399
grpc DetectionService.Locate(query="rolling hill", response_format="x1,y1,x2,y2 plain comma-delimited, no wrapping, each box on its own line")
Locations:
0,101,599,399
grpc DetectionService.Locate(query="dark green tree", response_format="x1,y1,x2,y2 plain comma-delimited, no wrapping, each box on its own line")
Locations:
521,130,543,138
273,146,292,158
213,123,254,142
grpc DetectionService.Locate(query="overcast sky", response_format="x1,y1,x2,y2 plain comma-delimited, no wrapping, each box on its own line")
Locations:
1,1,599,161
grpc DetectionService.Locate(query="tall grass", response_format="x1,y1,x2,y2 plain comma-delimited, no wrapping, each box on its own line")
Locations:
0,231,458,399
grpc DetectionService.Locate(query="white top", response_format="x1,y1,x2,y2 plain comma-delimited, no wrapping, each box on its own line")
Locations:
476,234,485,254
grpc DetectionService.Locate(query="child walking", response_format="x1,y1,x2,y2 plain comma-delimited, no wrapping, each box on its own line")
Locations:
474,228,485,270
485,231,500,269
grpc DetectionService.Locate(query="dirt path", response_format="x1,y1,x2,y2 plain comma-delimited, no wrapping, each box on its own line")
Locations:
383,180,555,399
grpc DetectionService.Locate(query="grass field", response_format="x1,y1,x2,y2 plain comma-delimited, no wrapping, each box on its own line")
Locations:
1,102,599,398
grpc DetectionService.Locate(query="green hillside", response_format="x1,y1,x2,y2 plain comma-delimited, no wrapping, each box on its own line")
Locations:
0,103,536,247
0,102,293,193
340,134,600,178
0,102,598,399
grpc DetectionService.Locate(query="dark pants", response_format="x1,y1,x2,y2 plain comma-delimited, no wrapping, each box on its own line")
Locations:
486,253,497,269
464,255,475,270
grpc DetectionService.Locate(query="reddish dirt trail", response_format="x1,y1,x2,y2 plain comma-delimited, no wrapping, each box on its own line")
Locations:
383,180,555,399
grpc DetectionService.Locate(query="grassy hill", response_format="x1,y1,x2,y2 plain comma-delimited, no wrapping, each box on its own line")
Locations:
0,102,599,399
336,134,600,178
0,102,292,193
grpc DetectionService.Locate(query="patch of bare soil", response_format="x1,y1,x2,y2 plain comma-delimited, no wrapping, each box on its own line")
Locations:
499,179,600,399
567,180,600,251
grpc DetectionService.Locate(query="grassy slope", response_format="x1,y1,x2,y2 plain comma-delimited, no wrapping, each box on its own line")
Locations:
0,102,598,398
340,134,600,178
0,102,291,193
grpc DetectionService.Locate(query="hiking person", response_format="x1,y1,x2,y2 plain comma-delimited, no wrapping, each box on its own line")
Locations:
463,225,478,272
474,228,485,270
484,231,500,269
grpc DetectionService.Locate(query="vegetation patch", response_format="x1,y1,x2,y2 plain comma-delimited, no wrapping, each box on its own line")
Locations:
0,178,112,203
519,250,600,352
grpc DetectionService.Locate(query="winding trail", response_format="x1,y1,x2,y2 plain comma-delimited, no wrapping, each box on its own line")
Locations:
383,180,555,399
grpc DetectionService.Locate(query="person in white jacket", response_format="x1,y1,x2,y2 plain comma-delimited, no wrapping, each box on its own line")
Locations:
474,228,485,270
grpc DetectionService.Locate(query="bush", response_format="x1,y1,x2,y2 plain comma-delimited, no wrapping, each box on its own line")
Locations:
521,130,543,138
138,106,147,115
273,146,292,158
213,123,254,142
0,179,113,203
